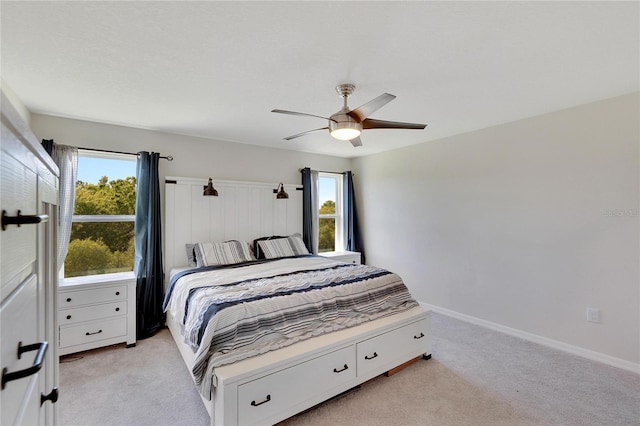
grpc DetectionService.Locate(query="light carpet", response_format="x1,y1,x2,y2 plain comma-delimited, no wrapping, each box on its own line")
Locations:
59,312,640,425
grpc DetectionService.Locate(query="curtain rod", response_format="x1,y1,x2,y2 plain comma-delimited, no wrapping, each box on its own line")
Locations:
77,147,173,161
298,168,351,175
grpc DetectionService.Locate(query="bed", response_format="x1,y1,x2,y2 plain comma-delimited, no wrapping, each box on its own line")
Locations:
164,177,431,426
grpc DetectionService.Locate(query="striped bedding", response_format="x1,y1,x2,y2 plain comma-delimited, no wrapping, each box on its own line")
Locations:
163,255,418,398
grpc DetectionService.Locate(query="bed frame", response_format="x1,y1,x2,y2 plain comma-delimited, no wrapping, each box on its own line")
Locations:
164,177,431,426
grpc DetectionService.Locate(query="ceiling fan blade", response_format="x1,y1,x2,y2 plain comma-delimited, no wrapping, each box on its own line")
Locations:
272,109,335,122
349,136,363,147
347,93,396,122
362,118,427,130
283,127,329,140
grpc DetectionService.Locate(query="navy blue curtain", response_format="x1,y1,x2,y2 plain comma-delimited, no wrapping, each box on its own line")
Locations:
343,171,365,264
41,139,54,155
134,152,164,339
301,167,313,252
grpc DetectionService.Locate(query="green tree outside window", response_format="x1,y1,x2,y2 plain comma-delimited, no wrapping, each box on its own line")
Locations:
318,200,336,252
65,176,136,277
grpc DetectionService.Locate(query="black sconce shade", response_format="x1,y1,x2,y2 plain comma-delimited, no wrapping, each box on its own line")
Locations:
203,178,218,196
274,183,289,199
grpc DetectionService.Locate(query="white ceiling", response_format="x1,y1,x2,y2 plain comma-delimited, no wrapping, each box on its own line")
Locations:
2,1,638,159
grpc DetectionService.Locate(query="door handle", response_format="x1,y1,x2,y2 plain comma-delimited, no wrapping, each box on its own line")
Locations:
1,341,48,389
2,210,48,231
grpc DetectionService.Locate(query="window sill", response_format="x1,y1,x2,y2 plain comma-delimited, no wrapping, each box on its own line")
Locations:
60,271,136,288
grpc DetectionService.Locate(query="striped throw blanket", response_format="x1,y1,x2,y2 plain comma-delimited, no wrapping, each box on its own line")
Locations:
164,255,418,398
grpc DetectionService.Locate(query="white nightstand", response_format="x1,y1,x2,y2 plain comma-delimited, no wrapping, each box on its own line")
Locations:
58,272,136,355
319,251,361,265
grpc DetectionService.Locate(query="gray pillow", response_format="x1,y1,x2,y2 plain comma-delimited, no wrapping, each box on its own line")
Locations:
257,234,309,259
185,243,196,267
193,240,255,267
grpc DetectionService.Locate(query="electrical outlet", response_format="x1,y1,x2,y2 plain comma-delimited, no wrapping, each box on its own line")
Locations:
587,308,600,323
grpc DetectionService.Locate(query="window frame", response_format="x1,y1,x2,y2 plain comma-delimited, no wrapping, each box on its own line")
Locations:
317,172,344,253
63,150,137,279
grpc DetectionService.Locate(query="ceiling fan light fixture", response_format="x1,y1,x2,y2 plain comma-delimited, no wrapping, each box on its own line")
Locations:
273,83,426,146
330,127,361,141
329,114,362,141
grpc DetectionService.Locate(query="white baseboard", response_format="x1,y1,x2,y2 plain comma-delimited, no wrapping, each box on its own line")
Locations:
420,302,640,375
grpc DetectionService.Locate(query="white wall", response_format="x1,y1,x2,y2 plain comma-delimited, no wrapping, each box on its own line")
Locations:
353,93,640,367
29,114,351,185
29,114,351,276
29,95,640,369
1,79,31,126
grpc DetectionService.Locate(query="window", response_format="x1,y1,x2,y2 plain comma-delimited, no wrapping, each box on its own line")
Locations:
64,152,137,278
317,173,344,252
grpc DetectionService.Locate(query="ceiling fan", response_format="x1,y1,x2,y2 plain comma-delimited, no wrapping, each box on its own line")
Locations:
272,84,427,147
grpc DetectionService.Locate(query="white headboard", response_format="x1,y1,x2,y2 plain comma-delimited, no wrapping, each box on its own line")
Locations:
164,176,303,278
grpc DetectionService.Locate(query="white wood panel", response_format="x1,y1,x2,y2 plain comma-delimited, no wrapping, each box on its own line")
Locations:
250,188,262,240
273,199,287,236
223,186,237,241
0,275,39,426
209,190,225,243
286,187,303,236
1,148,38,300
164,177,303,280
260,190,274,238
164,183,176,271
1,90,60,426
235,187,251,243
191,185,210,242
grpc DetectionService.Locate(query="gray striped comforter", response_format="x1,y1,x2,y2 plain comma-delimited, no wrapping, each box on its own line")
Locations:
164,255,418,398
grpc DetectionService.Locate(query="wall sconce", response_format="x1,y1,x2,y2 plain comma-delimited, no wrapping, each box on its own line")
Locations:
273,183,289,199
203,177,218,196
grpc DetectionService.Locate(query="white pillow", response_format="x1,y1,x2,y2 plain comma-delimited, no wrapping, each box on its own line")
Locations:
193,240,255,267
257,234,309,259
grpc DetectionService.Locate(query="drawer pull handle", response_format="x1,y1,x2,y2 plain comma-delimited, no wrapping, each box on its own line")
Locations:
86,330,103,336
1,341,48,390
251,394,271,407
364,352,378,360
41,387,59,406
333,364,349,373
66,315,72,320
414,332,425,339
1,210,48,231
66,298,72,303
115,307,120,312
116,291,120,296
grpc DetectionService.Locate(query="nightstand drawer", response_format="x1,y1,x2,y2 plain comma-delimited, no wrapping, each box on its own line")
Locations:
59,317,127,349
59,301,127,325
59,285,127,308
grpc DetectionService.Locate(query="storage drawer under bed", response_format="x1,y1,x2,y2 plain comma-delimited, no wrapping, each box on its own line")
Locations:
237,345,356,425
356,318,429,377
